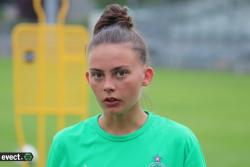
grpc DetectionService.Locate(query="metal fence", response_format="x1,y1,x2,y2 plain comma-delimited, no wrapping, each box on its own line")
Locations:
133,0,250,72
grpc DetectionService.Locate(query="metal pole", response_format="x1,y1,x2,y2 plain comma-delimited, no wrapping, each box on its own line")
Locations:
44,0,58,24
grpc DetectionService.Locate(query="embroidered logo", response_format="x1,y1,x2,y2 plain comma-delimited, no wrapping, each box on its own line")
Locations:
148,155,166,167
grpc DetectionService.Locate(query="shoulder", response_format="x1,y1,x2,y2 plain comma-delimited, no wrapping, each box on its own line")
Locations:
149,113,206,166
150,112,199,143
52,115,98,145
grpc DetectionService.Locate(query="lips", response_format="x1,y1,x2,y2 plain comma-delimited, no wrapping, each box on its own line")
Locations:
103,97,121,107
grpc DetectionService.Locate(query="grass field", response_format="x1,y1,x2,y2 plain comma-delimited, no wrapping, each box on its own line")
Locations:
1,57,250,167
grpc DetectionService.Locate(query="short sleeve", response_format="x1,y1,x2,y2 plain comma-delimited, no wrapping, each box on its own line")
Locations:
46,134,64,167
184,131,206,167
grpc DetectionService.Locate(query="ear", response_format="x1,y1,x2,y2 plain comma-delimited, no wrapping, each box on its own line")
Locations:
142,66,154,86
85,71,90,83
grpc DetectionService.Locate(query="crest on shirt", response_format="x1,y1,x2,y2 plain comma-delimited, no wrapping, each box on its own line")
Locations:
148,155,166,167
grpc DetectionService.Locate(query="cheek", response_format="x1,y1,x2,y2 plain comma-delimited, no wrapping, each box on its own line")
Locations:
89,81,101,95
120,79,142,97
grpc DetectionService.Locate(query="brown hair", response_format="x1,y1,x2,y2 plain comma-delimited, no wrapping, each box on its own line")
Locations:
88,4,150,65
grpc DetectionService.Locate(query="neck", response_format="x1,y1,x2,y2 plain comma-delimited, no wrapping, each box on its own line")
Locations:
98,105,148,135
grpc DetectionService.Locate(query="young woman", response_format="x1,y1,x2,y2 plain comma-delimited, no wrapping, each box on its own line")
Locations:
47,4,206,167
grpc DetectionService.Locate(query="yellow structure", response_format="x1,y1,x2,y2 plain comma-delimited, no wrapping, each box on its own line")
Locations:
12,0,89,166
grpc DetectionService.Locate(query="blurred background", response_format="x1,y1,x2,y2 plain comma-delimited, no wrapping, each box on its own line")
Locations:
0,0,250,167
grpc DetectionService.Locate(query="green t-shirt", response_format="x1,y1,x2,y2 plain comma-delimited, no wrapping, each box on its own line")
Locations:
47,112,206,167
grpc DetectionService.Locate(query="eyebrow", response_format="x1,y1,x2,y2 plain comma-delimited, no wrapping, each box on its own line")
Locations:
89,68,103,72
111,66,130,72
89,66,130,73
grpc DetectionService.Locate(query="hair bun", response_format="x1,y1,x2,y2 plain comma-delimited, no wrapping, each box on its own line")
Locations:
94,4,133,35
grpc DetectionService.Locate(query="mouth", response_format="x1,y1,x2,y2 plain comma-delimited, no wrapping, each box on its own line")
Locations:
102,97,121,108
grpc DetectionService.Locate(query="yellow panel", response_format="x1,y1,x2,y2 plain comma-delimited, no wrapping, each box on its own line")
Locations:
12,23,89,167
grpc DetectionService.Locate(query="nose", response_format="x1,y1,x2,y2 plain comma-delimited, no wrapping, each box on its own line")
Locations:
103,77,115,93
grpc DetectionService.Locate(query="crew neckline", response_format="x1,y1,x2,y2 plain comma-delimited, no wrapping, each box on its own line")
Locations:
94,111,153,142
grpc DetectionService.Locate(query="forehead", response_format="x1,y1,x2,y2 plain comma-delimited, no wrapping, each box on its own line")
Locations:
88,43,142,69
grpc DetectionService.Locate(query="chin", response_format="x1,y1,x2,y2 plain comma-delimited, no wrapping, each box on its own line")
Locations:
103,107,127,116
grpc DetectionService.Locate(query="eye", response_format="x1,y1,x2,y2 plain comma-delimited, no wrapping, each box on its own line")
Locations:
115,69,129,79
91,71,104,81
